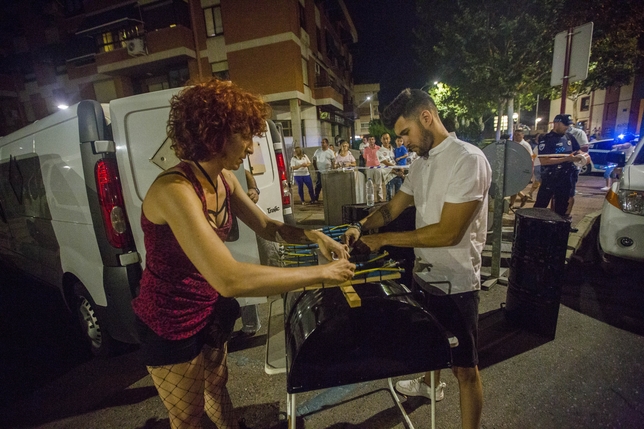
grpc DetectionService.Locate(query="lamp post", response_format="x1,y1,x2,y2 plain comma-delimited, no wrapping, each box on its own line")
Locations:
535,117,542,131
367,96,373,121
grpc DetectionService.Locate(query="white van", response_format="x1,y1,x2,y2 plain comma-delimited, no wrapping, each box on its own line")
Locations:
0,88,293,356
598,136,644,270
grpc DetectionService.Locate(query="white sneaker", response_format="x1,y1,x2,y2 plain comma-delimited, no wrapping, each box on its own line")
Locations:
395,376,446,401
600,186,610,191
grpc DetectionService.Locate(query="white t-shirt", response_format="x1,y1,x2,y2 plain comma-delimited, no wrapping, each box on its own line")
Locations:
291,155,311,176
313,148,335,172
399,136,492,294
517,139,532,156
568,126,589,147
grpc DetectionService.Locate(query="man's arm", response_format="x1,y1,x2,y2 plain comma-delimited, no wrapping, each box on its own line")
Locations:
342,190,414,246
245,169,260,203
360,199,482,252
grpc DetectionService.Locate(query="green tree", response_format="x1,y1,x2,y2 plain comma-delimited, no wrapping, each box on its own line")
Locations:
414,0,644,131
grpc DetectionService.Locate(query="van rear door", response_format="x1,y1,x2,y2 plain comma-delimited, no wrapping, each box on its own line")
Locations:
108,89,263,266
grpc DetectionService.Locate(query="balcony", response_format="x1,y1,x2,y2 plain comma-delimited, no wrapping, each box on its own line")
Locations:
94,25,196,76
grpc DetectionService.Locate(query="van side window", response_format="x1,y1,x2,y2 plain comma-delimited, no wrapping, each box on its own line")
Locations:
9,155,24,205
248,138,266,175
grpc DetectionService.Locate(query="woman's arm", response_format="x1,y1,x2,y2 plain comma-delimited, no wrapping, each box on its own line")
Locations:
225,171,350,260
143,174,354,297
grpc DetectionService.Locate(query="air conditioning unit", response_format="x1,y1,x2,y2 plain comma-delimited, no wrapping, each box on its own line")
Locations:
127,38,146,57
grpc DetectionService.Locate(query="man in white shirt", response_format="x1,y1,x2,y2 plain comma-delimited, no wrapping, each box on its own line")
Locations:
377,132,397,200
343,89,490,429
509,129,533,208
312,138,336,202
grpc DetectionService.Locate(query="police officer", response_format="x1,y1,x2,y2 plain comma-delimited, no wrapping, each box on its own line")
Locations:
533,114,584,217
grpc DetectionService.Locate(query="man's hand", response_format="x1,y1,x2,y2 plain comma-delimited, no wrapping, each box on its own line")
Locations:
319,236,350,261
247,188,259,204
342,225,361,247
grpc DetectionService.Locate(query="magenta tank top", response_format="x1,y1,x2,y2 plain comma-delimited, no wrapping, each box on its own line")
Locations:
132,162,233,340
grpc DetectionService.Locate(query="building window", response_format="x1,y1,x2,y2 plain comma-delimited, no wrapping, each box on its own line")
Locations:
204,6,223,37
299,3,306,29
580,96,590,112
302,58,309,87
276,120,293,137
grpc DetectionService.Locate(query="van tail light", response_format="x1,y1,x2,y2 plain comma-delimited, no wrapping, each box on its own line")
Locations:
275,151,291,206
95,158,133,249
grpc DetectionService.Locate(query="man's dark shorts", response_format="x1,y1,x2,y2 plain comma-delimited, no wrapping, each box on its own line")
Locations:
415,287,480,368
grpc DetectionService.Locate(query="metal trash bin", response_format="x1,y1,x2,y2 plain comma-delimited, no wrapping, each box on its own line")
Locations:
284,280,453,394
321,169,365,225
505,208,570,338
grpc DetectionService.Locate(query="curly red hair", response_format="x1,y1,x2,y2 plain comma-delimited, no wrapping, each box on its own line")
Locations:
167,78,270,161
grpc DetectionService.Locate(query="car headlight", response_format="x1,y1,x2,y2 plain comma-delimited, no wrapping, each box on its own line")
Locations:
617,189,644,215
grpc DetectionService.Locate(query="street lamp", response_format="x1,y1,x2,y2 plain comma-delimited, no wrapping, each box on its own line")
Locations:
535,117,542,131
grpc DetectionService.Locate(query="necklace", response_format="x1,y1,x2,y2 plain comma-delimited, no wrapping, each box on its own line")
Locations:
195,162,228,226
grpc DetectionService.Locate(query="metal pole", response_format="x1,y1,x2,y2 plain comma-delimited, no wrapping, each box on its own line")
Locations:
560,27,574,114
491,139,506,278
534,94,540,131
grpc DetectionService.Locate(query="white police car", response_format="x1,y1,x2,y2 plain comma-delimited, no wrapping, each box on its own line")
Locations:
581,135,640,175
598,136,644,271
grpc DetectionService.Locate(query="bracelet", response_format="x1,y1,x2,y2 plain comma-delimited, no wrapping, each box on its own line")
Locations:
349,222,363,237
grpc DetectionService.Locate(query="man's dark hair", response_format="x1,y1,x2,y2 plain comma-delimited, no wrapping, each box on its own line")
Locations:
382,88,439,129
381,131,390,138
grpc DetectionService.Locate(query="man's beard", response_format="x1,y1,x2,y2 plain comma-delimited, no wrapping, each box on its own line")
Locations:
417,126,435,157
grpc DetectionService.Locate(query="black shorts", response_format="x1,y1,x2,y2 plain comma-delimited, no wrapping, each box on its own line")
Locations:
136,317,210,367
416,289,480,368
136,298,239,367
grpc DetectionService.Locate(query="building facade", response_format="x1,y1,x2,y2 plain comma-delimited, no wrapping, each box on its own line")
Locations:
548,75,644,139
0,0,359,146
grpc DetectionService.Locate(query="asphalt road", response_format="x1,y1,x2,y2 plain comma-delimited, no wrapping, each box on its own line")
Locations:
1,174,643,429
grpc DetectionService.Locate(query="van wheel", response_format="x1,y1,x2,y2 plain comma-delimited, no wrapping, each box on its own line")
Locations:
579,164,591,175
73,282,111,357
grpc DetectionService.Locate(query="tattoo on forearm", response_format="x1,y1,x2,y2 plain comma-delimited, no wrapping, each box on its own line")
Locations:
381,206,392,225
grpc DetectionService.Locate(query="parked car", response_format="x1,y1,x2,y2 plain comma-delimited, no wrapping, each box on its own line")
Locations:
0,88,292,356
598,136,644,271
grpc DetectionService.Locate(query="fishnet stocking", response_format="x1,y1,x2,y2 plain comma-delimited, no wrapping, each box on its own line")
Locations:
147,345,238,429
203,344,237,428
148,354,206,429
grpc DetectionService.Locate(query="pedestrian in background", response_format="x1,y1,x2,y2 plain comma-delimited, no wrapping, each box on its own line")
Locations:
363,135,382,201
387,135,408,199
312,138,335,202
335,139,356,168
509,129,533,208
290,146,316,204
533,114,583,218
377,132,396,201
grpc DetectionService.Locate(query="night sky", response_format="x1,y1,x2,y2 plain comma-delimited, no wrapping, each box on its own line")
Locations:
343,0,426,109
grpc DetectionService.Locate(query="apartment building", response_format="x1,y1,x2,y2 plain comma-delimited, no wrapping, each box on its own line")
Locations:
549,75,644,138
0,0,359,146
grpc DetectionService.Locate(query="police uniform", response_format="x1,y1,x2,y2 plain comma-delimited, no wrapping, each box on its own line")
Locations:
533,130,580,216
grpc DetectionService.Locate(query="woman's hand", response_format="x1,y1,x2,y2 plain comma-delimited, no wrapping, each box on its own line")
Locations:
318,235,351,261
322,259,356,284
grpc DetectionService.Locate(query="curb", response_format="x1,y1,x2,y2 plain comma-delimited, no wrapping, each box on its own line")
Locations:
566,210,602,263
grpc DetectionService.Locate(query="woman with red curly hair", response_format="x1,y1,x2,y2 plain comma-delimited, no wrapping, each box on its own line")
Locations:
132,78,354,429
